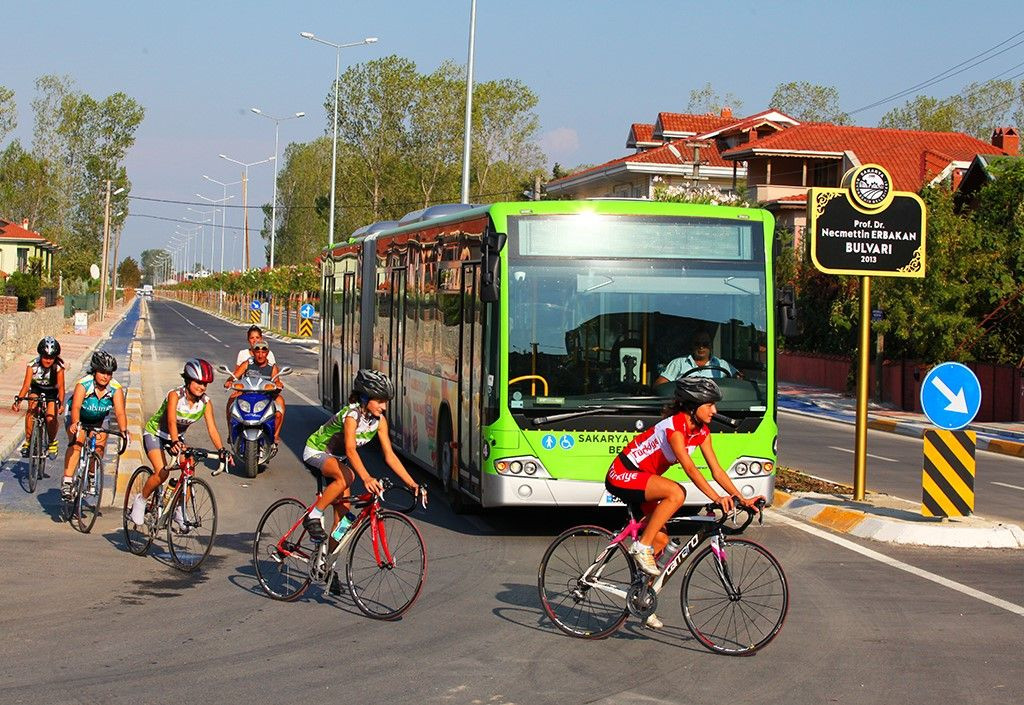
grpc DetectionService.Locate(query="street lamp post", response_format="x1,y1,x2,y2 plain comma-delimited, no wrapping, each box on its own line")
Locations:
219,154,275,270
251,108,305,268
203,174,242,273
186,207,215,272
300,31,377,247
99,182,125,320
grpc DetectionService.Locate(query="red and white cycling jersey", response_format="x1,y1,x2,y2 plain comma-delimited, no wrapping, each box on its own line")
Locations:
616,412,708,476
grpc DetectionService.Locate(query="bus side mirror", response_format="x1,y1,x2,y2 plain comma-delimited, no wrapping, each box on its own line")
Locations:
776,285,799,337
480,230,507,303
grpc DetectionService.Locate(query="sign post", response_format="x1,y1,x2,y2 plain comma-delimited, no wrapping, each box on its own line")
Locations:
808,164,927,500
920,362,981,516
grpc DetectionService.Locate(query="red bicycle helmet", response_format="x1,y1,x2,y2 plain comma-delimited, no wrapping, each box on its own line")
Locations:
182,358,214,384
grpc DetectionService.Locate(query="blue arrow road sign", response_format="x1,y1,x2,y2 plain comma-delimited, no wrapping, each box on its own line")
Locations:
300,303,315,319
250,299,261,311
920,362,981,430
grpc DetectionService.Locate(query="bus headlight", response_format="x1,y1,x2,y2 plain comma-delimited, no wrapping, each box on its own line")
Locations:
749,461,762,475
493,456,551,478
735,462,748,476
524,461,537,475
510,461,523,474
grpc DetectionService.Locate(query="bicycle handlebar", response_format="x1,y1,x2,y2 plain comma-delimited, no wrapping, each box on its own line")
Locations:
347,477,425,514
700,497,766,534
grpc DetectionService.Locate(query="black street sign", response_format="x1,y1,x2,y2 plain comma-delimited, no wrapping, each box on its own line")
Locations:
808,164,927,278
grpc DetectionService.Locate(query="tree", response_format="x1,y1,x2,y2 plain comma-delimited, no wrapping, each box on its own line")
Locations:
140,248,170,283
686,82,743,115
260,137,332,265
0,85,15,144
471,78,545,201
769,81,849,123
878,79,1021,138
117,256,142,288
408,61,464,205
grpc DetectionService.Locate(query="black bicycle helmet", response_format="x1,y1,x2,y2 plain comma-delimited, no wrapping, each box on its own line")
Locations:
38,336,60,357
674,377,723,406
353,368,395,401
90,351,117,374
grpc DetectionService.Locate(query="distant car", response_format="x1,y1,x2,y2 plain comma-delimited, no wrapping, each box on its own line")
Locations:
141,284,153,298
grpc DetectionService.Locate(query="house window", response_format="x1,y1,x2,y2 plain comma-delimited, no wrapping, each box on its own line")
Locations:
17,248,29,272
812,161,840,187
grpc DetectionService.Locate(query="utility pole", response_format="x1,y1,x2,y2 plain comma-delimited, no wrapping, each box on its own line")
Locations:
242,169,250,270
99,180,112,320
110,225,121,309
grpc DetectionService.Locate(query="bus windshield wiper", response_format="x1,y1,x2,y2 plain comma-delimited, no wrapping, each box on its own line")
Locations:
531,405,650,426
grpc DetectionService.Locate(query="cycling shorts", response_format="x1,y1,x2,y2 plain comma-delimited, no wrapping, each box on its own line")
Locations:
28,384,59,402
142,432,177,454
605,456,659,516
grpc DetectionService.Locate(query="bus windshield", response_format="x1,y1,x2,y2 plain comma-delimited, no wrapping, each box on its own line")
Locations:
506,214,769,416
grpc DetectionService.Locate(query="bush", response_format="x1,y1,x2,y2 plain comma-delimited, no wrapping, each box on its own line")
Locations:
5,271,42,311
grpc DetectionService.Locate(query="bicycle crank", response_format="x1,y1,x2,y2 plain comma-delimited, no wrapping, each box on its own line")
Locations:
309,543,329,583
626,580,657,619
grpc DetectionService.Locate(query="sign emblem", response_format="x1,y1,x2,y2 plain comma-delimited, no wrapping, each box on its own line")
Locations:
541,434,556,450
559,434,575,450
851,166,891,209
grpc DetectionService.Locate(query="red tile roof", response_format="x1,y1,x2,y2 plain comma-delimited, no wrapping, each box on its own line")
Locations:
0,218,54,245
655,112,737,136
548,137,735,186
628,123,661,146
721,123,1008,191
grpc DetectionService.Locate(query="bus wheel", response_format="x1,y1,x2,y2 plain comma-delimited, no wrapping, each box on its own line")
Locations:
437,416,473,515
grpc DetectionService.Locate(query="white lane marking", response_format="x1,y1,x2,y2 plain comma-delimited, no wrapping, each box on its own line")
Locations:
0,481,4,496
771,511,1024,616
288,385,329,417
828,446,898,463
149,343,157,361
991,481,1024,492
164,299,221,342
146,315,155,341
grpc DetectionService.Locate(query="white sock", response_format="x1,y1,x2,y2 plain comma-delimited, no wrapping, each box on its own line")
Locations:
308,508,324,520
61,477,72,485
633,541,651,553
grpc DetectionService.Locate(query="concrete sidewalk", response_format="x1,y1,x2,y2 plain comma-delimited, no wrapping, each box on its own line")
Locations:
774,382,1024,548
779,381,1024,457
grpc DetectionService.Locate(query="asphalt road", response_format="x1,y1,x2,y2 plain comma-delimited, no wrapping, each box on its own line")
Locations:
778,411,1024,524
0,299,1021,705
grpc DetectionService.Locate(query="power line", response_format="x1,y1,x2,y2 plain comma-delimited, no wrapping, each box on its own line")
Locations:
127,189,523,211
847,29,1024,115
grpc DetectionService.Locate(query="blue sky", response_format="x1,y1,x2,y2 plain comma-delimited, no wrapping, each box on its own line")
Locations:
2,1,1021,268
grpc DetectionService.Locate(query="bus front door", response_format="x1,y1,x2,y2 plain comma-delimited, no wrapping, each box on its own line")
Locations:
339,271,357,409
456,262,482,500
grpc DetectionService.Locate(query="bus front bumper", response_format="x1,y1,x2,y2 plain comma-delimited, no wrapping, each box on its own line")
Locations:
481,472,776,508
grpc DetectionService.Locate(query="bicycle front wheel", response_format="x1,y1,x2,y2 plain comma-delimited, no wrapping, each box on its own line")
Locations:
253,498,313,601
681,538,789,656
538,525,635,639
346,510,426,620
167,478,218,572
27,423,45,493
123,467,154,556
73,453,104,533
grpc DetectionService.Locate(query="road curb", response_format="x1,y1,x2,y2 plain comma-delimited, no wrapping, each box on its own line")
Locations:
103,298,148,508
779,404,1024,459
770,489,1024,549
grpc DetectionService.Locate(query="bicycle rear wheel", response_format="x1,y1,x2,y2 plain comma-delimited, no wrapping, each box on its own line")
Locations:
27,423,45,493
346,510,426,620
123,467,155,555
681,538,789,656
253,498,313,601
538,525,635,639
167,478,217,572
73,453,104,533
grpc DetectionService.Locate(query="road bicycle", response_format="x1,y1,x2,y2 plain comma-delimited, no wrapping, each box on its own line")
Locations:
61,426,127,533
16,393,58,493
252,474,427,620
122,446,225,572
537,499,788,655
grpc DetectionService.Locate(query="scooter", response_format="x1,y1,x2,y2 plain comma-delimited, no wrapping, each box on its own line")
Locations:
218,364,292,478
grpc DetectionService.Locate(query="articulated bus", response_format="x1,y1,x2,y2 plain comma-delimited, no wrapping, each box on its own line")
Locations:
318,200,782,510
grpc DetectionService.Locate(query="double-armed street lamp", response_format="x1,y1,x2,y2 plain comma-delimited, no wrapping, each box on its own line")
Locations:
299,31,377,247
202,174,242,273
218,153,275,270
186,207,215,272
251,108,305,267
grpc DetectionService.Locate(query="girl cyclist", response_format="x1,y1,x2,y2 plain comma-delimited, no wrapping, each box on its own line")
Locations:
13,337,66,459
129,358,230,525
605,377,763,575
301,368,425,542
61,351,129,500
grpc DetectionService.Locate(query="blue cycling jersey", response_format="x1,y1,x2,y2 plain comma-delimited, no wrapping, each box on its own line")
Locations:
73,375,122,425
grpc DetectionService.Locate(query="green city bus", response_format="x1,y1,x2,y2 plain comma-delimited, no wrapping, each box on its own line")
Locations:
318,199,782,510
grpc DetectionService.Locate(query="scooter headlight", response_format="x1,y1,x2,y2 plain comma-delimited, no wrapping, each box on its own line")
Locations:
237,399,252,413
252,399,269,414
